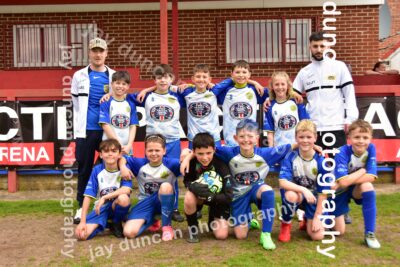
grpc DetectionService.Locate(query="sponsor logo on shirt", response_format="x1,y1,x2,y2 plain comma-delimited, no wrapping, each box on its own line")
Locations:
100,186,118,197
188,102,211,118
144,182,161,195
234,171,260,185
293,175,315,190
111,114,130,129
229,102,253,119
150,105,174,122
278,115,297,131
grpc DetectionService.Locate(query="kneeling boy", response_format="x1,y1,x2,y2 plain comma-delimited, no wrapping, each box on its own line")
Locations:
75,139,132,240
120,134,181,241
332,119,381,249
184,132,233,243
278,120,329,242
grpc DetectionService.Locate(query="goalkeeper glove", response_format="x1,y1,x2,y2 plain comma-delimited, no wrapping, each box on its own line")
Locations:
189,182,216,202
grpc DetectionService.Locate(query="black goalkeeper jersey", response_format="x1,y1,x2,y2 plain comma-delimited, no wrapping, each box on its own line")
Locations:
184,156,233,205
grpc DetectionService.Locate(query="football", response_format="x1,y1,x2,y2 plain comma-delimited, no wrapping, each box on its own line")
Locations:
194,170,223,193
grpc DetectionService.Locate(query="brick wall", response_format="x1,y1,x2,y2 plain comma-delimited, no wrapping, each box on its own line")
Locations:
379,0,400,59
0,5,379,79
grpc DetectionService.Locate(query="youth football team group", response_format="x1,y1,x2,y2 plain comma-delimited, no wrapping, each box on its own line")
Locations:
72,31,381,251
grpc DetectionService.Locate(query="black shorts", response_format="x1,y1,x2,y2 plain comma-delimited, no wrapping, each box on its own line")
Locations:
208,203,230,221
197,202,230,221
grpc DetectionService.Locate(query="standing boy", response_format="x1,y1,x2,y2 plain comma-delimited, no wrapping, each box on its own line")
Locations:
75,139,132,240
72,37,116,224
99,71,139,155
183,132,233,243
212,60,268,146
332,119,381,249
278,120,329,242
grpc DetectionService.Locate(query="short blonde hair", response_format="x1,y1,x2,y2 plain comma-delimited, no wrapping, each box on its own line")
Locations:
295,120,317,136
269,72,295,101
348,119,373,135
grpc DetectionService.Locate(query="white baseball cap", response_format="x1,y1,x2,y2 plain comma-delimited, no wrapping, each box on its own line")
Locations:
89,37,107,50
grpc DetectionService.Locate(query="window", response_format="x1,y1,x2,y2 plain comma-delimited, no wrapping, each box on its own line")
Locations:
225,18,312,63
13,23,97,68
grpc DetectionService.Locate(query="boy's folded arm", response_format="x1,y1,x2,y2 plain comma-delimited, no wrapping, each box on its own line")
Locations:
102,186,131,201
279,179,306,194
337,168,366,187
353,173,377,184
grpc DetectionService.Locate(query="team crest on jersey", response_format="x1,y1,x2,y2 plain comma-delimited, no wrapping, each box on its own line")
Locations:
100,186,117,197
160,171,169,179
204,93,213,98
245,91,254,100
293,176,315,190
104,85,109,93
290,105,297,111
111,114,130,129
327,75,336,81
150,105,174,122
255,162,263,168
278,115,297,131
362,155,368,163
235,171,260,185
312,167,318,176
144,182,161,195
229,102,253,119
188,102,211,118
167,97,176,103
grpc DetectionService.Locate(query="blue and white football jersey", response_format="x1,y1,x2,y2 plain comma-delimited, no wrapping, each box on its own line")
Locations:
87,70,110,130
335,143,377,181
99,96,139,146
213,79,268,146
279,150,329,195
84,163,132,204
216,144,291,199
264,99,309,147
180,87,221,142
129,90,185,143
126,157,181,201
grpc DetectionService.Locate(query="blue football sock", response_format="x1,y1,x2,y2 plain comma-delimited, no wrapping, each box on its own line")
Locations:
113,204,130,223
261,190,275,233
362,191,376,234
281,199,297,223
160,193,175,226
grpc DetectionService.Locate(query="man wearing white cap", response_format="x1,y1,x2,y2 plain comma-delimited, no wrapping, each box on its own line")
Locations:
71,37,115,224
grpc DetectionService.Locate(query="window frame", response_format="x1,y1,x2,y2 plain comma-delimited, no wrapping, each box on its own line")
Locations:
217,16,318,66
9,20,100,69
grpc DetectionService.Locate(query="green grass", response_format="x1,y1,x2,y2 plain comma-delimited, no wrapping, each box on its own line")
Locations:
0,200,64,217
1,193,399,266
